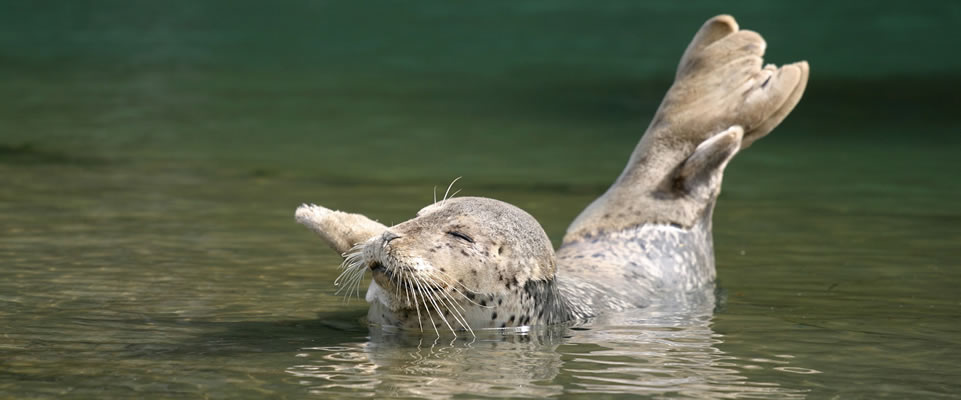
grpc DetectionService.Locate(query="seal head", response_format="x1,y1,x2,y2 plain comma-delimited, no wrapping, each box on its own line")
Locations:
341,197,571,334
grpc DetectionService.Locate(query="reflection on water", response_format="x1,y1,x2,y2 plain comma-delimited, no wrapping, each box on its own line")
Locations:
291,335,565,398
289,303,814,398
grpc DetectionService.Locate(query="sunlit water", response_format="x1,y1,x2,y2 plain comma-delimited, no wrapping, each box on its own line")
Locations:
2,1,960,398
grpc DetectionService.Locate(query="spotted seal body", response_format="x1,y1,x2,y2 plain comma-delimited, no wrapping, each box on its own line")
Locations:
295,15,809,334
556,215,716,314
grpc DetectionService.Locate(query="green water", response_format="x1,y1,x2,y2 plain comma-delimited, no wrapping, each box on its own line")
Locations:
2,1,960,398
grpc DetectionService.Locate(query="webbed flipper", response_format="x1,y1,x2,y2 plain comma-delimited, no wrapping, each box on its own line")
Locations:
564,15,809,243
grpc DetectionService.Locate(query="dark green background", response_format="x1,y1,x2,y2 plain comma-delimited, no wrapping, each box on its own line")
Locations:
2,1,958,182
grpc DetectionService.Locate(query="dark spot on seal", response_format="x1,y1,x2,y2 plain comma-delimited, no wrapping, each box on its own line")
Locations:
465,292,475,300
592,253,603,258
669,222,683,229
508,315,515,323
491,312,497,320
498,299,503,306
761,74,772,88
501,323,507,328
460,250,469,256
497,246,504,255
480,300,487,306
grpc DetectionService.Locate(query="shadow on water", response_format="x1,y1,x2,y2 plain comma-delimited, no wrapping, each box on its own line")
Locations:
127,310,373,358
0,143,107,166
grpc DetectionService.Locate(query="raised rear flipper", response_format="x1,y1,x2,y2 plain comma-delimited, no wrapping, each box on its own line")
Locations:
564,15,809,243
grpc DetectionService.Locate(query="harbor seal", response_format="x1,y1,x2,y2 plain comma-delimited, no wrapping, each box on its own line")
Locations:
331,197,587,335
295,15,809,335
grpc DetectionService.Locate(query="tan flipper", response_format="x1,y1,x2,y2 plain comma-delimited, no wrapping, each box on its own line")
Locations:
296,204,387,255
564,15,809,243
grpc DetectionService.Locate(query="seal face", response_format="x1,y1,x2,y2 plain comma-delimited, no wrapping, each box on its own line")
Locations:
337,197,574,335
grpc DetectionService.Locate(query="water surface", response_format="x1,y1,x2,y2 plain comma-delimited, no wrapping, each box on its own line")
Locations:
2,1,960,398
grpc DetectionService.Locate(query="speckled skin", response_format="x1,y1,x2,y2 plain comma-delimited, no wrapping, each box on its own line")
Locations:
556,213,716,315
358,197,586,332
295,15,808,334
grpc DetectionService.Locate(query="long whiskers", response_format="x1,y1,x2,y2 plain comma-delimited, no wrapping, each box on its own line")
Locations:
334,241,480,337
413,279,441,336
441,176,462,205
414,277,457,337
421,273,475,337
430,268,493,309
404,276,424,333
334,244,367,302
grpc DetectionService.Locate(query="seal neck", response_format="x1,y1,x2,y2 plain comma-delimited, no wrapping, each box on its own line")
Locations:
523,277,590,324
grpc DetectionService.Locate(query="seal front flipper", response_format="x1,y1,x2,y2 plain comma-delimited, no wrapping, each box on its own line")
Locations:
295,204,387,255
672,126,743,203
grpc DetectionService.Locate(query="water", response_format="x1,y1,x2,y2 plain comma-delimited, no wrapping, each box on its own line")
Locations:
2,1,959,398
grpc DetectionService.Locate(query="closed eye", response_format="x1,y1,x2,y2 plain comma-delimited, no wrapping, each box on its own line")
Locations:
447,231,475,243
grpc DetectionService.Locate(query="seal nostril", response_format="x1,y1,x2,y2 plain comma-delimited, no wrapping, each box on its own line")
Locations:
760,75,772,88
370,262,385,271
383,232,401,243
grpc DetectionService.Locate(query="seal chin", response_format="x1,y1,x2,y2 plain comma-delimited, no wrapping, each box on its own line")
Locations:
368,260,397,291
369,261,388,277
